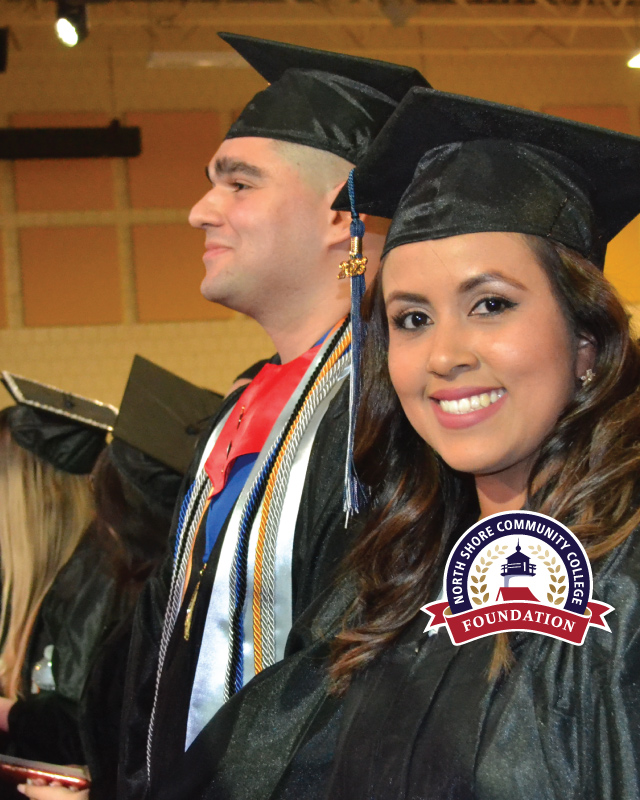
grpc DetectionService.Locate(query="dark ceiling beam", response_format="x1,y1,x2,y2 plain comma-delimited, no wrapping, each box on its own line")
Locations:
0,120,141,159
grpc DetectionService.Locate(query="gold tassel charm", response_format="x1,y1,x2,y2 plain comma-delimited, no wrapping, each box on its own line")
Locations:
338,235,368,280
184,568,204,641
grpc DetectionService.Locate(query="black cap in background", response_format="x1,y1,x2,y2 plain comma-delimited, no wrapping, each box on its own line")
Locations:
112,355,223,476
2,371,117,474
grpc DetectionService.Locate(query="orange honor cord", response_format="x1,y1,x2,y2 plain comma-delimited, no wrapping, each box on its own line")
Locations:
252,331,351,673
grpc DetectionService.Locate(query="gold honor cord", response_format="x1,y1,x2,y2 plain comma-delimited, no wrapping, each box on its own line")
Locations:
183,488,215,641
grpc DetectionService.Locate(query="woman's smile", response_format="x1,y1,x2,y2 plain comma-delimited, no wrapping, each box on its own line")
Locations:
430,388,507,429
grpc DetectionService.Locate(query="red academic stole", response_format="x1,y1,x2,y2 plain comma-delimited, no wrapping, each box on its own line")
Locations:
204,344,321,497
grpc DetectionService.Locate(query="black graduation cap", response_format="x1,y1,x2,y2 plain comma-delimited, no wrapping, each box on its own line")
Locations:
219,32,430,164
111,355,223,477
334,88,640,267
2,371,117,475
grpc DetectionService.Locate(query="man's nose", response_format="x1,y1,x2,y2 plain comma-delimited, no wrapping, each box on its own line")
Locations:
188,188,224,229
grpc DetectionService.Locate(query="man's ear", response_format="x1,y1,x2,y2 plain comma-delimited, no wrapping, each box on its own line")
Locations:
322,179,350,247
326,208,352,247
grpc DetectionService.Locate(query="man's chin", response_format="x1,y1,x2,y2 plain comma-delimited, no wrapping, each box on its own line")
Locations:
200,256,234,299
200,278,241,311
201,269,223,298
201,287,228,306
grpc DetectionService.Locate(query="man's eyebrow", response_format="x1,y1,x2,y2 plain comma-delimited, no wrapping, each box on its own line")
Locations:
210,157,266,181
458,271,527,294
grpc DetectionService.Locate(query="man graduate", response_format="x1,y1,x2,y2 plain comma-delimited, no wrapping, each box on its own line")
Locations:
118,34,429,800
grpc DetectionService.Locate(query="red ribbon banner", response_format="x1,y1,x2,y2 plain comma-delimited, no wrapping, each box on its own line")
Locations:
421,599,613,646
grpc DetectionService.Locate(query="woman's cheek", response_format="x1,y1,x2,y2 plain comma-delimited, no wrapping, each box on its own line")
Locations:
388,329,425,375
387,347,417,404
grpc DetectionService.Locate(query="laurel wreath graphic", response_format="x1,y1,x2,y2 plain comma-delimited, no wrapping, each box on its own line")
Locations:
469,544,509,606
528,545,566,606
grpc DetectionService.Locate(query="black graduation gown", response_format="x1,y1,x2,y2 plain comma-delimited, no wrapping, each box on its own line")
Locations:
118,380,357,800
188,524,640,800
274,525,640,800
0,531,131,800
79,609,138,800
4,530,129,765
162,575,354,800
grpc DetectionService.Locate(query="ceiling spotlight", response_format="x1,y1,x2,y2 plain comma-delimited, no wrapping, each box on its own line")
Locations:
628,52,640,68
55,1,88,48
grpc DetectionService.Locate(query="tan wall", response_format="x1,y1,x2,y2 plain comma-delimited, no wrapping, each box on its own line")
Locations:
0,316,273,407
1,6,640,406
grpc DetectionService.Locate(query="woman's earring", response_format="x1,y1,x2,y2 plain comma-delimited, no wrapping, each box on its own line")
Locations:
580,368,595,386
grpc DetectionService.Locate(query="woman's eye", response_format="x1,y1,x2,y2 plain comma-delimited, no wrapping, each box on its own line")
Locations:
392,310,431,330
470,297,516,316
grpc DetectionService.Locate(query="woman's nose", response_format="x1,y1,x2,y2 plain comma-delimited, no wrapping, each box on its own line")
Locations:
426,320,479,378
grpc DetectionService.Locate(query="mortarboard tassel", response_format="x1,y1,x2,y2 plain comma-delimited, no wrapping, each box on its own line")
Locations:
338,169,368,522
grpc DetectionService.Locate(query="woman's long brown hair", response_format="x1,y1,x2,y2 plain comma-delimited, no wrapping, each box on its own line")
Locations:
91,447,171,593
330,236,640,692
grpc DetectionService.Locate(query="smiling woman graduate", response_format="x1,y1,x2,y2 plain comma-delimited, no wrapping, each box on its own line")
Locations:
241,90,640,800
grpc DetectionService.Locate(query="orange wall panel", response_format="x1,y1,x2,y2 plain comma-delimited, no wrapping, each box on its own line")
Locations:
11,113,116,212
126,112,222,209
0,236,6,328
132,223,233,323
541,106,632,134
21,227,121,326
604,218,640,304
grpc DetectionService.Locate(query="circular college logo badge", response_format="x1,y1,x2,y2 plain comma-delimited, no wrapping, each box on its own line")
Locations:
422,511,613,646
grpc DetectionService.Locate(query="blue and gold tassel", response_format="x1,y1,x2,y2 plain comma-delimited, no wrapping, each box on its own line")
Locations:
338,169,367,520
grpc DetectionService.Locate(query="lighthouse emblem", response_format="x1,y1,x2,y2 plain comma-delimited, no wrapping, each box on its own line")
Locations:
501,540,536,587
421,510,613,646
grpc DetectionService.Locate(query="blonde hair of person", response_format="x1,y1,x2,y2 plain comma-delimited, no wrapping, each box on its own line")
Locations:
0,409,94,699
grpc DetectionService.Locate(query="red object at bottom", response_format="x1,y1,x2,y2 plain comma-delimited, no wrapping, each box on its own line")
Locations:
0,754,90,789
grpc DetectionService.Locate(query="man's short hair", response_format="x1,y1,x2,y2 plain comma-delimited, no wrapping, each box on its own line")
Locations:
270,139,354,196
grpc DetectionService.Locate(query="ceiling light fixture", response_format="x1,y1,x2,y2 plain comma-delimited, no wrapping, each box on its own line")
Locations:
55,1,88,48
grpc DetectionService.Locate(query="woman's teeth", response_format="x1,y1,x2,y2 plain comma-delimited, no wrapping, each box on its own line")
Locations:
438,389,506,415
